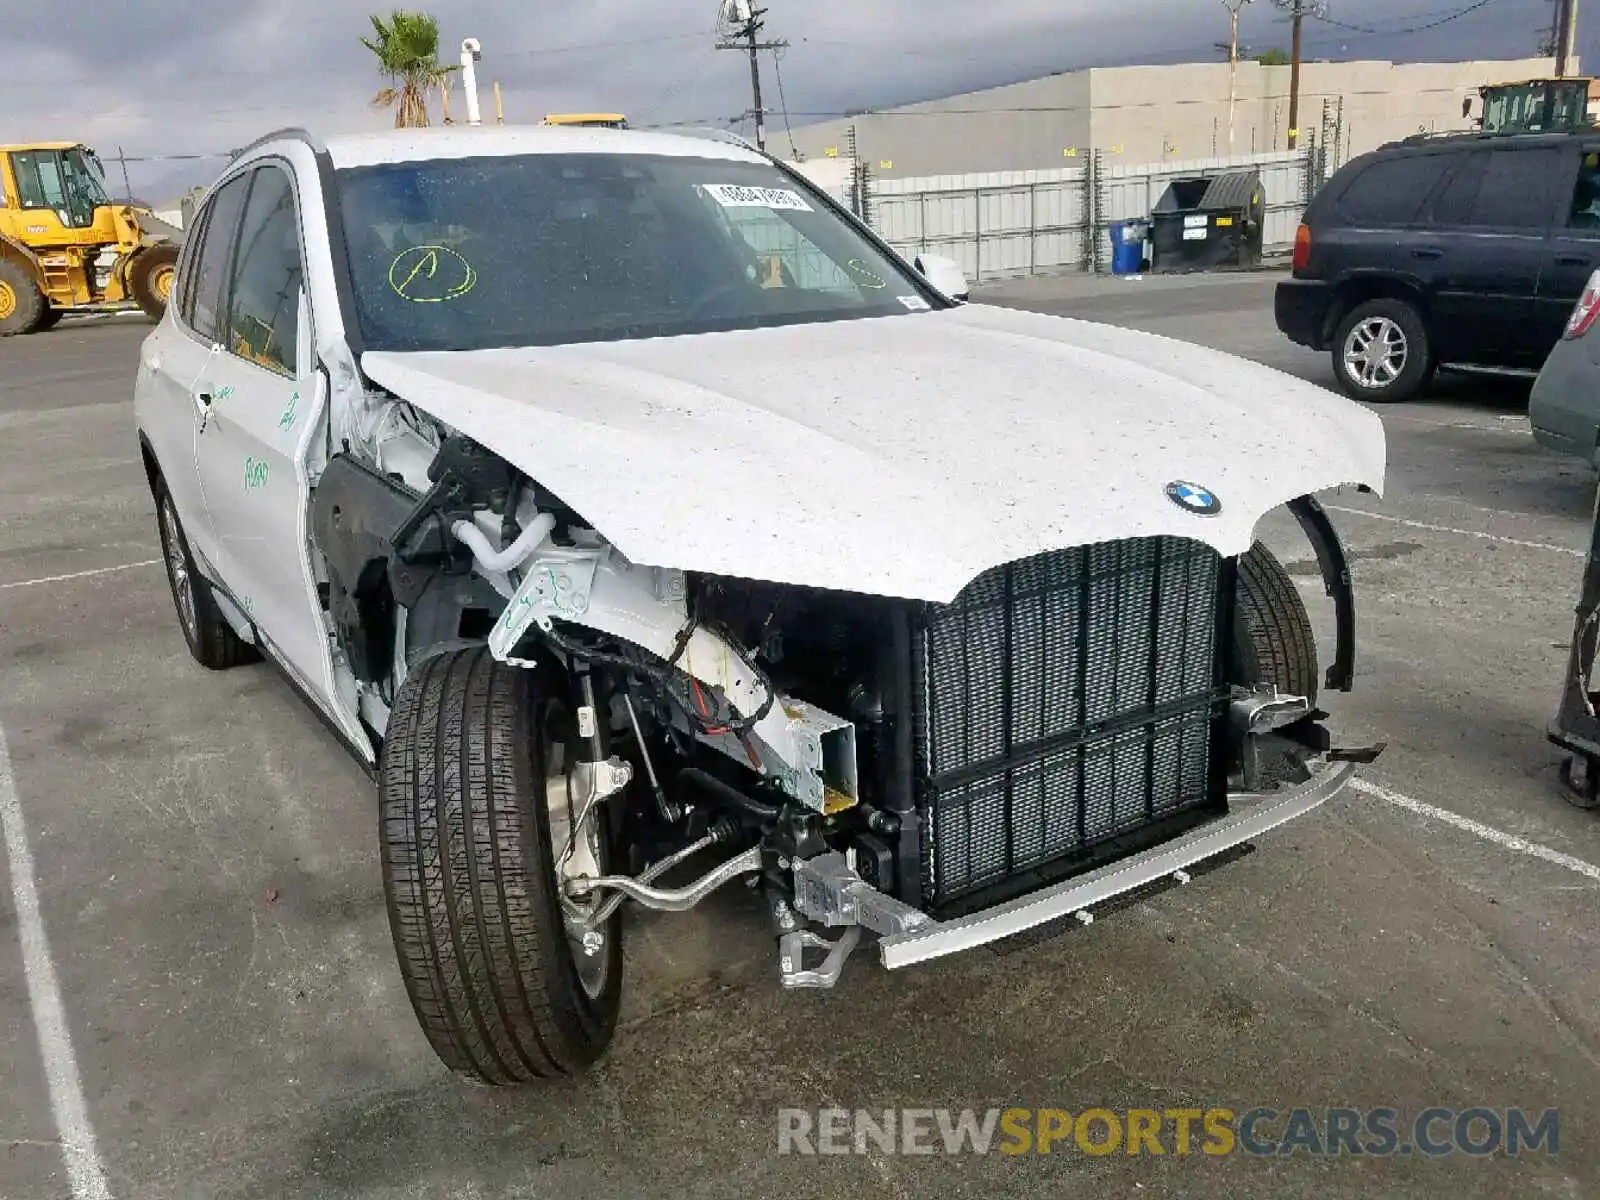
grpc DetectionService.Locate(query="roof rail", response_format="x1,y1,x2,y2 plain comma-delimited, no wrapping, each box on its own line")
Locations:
228,126,327,162
662,125,763,154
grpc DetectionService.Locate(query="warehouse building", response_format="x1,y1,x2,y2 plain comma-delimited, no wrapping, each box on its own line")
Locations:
785,56,1569,179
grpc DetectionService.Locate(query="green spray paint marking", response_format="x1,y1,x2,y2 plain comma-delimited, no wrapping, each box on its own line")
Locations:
278,390,300,431
244,457,269,490
213,385,236,402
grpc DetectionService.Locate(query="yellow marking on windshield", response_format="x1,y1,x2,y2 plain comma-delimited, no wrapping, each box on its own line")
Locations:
388,244,478,303
845,259,887,289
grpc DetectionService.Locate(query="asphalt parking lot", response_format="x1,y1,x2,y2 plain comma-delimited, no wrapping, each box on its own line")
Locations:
4,272,1600,1198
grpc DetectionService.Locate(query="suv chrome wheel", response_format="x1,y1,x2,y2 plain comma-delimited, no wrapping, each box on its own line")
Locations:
160,495,198,644
1342,315,1408,389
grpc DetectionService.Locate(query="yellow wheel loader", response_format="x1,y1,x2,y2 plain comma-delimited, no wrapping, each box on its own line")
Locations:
0,142,184,336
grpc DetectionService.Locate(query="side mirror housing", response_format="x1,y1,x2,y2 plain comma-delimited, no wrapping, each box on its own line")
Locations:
914,254,970,303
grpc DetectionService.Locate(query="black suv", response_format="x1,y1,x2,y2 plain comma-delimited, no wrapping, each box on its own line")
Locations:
1275,130,1600,402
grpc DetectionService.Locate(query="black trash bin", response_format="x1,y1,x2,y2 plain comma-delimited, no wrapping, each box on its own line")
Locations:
1148,170,1266,274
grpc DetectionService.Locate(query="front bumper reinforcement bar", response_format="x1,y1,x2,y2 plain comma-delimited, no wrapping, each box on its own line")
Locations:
876,760,1357,970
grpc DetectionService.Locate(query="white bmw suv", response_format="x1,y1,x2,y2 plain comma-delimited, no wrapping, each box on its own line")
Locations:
134,123,1387,1085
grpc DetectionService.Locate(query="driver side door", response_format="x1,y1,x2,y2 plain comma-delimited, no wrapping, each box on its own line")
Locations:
189,162,334,704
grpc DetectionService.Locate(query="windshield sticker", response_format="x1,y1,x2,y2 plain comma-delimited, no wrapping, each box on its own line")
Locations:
701,184,813,212
845,259,887,289
897,295,931,311
388,245,478,303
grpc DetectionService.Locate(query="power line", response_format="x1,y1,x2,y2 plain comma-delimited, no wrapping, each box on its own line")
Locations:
0,31,706,89
1311,0,1505,35
771,47,799,157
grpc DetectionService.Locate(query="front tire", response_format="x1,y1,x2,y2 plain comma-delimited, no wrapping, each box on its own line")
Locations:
1233,541,1319,704
128,244,180,321
379,646,623,1085
1332,298,1434,403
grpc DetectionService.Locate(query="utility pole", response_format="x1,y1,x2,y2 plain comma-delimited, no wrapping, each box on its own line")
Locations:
1223,0,1254,154
716,0,788,152
1556,0,1580,76
460,38,483,126
1273,0,1326,151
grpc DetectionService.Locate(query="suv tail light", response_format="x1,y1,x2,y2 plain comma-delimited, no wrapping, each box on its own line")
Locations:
1292,224,1312,273
1566,270,1600,340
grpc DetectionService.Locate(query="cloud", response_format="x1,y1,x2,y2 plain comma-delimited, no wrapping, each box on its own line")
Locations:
0,0,1568,198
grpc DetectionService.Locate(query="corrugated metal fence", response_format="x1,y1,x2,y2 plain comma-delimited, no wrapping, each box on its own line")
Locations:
853,146,1321,282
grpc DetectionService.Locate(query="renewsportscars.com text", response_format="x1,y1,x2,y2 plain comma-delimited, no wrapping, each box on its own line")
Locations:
777,1106,1559,1158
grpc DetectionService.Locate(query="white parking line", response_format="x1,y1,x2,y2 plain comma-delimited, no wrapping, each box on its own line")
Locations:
1354,777,1600,884
0,560,161,592
1322,505,1585,557
0,723,114,1199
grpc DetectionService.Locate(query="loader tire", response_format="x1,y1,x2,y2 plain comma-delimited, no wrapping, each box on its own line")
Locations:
0,259,47,336
380,646,622,1085
1232,541,1319,705
128,244,180,321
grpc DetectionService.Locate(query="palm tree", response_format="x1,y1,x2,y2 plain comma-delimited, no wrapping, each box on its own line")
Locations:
361,10,455,128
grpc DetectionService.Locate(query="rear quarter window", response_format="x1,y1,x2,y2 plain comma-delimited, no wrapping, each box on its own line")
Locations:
1332,152,1451,226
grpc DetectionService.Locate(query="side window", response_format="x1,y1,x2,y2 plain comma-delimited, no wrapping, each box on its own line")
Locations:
1335,154,1449,226
189,174,252,343
1567,151,1600,230
1463,148,1560,230
1429,152,1487,227
175,204,212,327
225,168,304,375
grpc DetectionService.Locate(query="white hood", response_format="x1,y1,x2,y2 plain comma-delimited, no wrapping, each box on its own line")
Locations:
360,303,1385,602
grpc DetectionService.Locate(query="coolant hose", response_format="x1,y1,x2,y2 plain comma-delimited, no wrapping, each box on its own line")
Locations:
451,512,557,573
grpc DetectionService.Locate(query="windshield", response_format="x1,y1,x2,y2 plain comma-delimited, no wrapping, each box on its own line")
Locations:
334,152,940,352
11,147,112,228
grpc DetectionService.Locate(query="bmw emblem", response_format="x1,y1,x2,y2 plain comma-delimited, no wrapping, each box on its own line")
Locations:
1165,481,1222,516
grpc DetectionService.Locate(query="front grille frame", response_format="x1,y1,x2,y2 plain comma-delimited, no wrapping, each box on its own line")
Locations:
902,537,1239,917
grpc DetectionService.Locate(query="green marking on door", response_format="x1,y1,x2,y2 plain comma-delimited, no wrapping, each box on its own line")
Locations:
244,457,269,490
279,390,300,431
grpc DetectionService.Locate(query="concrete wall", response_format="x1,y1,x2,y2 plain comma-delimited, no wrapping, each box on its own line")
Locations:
787,71,1091,179
788,57,1571,180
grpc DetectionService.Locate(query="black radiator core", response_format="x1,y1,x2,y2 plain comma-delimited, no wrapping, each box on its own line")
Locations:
912,537,1225,908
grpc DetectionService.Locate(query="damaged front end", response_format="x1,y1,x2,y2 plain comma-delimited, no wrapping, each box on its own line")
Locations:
309,418,1382,991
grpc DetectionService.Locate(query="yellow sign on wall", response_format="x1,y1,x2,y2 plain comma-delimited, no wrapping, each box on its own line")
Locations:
824,146,839,158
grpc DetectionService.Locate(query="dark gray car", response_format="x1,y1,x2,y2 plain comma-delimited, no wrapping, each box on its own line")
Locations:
1530,267,1600,464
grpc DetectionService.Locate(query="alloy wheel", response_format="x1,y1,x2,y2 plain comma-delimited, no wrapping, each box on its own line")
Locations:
160,497,198,645
1342,316,1409,390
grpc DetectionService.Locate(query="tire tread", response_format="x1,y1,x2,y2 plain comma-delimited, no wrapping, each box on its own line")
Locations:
379,645,619,1085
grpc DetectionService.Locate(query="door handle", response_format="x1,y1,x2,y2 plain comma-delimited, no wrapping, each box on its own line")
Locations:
1557,253,1592,266
193,389,214,433
1411,247,1443,260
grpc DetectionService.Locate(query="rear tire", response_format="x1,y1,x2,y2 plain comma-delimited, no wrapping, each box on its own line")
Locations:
0,259,47,336
154,483,259,670
1331,298,1434,403
128,244,180,321
1233,541,1319,704
379,646,622,1085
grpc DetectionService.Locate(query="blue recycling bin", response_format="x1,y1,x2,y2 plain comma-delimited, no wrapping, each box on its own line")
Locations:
1108,219,1147,275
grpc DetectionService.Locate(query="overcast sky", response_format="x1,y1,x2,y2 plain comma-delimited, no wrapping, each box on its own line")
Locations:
0,0,1575,198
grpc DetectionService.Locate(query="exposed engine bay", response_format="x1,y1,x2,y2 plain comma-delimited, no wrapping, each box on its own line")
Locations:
307,391,1382,988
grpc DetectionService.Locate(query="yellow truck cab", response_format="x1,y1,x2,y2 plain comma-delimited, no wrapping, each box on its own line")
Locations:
0,141,181,335
540,113,629,129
